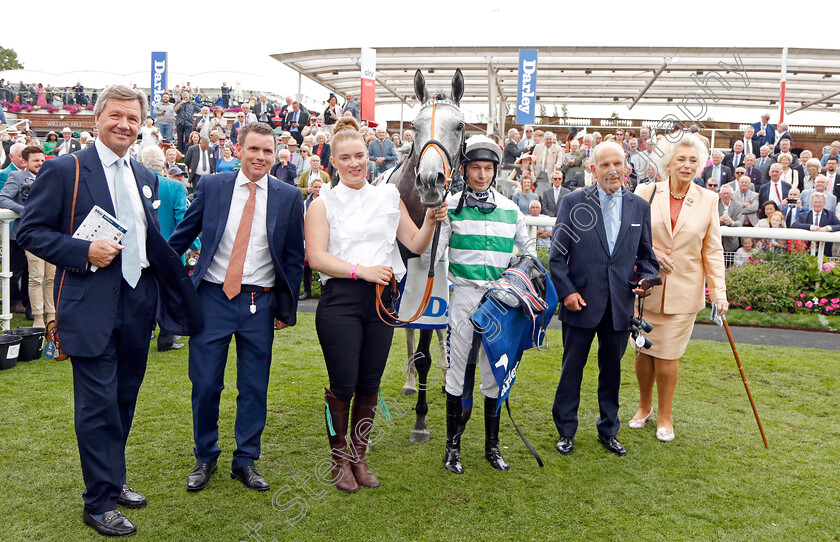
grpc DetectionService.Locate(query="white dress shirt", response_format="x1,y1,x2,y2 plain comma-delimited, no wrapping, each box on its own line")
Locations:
205,171,274,287
95,139,148,267
195,147,212,176
552,185,564,205
768,181,784,206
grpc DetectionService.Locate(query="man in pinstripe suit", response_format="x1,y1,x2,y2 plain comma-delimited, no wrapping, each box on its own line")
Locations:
548,141,659,457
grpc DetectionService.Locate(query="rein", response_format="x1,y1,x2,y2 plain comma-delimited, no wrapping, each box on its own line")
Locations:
375,99,463,327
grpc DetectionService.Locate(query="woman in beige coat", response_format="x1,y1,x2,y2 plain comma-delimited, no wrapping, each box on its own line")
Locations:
631,132,728,442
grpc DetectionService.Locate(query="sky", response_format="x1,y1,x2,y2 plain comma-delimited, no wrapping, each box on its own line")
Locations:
4,1,840,126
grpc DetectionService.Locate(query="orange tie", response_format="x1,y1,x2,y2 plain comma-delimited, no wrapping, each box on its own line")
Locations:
223,182,258,299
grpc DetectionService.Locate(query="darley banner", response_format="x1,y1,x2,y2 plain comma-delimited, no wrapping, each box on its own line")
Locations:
516,49,538,125
150,52,167,119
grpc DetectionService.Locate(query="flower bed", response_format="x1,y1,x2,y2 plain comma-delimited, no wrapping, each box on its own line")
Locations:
725,250,840,315
2,100,94,114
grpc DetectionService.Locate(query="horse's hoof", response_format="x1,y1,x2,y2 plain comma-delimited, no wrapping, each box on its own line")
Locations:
401,386,418,396
409,429,430,443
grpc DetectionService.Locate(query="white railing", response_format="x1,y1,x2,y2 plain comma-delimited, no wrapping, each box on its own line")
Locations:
0,119,30,137
523,217,840,265
0,209,19,331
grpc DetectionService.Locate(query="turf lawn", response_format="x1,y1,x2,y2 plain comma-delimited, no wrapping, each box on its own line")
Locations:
0,313,838,541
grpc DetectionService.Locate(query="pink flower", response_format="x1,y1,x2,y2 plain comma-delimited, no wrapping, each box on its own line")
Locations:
826,306,835,312
796,301,803,307
832,298,840,304
820,298,828,305
805,301,814,308
822,262,836,272
800,293,807,298
745,306,752,310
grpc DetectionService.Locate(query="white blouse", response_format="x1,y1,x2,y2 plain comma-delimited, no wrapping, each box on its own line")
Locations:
319,181,405,284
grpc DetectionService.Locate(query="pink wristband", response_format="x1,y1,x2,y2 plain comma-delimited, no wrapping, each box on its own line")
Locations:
349,263,357,280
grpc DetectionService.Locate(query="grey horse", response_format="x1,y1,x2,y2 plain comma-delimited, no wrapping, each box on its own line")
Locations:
384,69,465,442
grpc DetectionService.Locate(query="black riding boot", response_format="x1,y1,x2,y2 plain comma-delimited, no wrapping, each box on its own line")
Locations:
443,392,464,474
485,396,510,471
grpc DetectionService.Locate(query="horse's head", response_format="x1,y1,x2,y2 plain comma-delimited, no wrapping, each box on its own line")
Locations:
410,69,465,208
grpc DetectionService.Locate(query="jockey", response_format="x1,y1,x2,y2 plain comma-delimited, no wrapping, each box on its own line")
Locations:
424,134,534,474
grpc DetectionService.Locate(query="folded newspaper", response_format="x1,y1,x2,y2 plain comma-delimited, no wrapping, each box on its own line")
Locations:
72,205,127,271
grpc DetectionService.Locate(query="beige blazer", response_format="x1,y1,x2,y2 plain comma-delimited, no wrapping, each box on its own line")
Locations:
532,143,561,177
634,181,726,314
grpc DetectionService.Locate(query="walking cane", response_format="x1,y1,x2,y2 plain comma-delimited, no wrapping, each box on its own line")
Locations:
721,316,769,448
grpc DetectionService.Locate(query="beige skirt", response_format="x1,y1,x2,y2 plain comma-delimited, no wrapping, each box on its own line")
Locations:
633,309,696,359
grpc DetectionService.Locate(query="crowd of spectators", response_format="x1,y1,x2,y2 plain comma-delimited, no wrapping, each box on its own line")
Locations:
497,115,840,259
4,80,840,268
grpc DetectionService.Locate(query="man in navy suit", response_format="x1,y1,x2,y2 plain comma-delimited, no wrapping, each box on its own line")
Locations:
548,142,659,457
773,123,793,154
758,163,792,207
791,192,840,254
17,85,203,538
751,113,775,148
168,122,304,493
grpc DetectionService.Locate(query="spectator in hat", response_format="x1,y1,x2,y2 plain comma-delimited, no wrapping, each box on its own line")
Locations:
43,132,59,156
56,127,82,156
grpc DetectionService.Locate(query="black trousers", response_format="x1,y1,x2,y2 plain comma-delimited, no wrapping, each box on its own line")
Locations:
552,301,630,438
10,239,29,307
176,123,192,153
315,279,394,402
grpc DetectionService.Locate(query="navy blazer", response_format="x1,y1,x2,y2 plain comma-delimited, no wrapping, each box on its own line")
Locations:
17,146,204,358
549,184,659,331
168,172,305,326
792,208,840,231
758,180,792,206
751,121,776,148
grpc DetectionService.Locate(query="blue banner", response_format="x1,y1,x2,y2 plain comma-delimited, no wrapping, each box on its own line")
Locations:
516,49,538,125
150,52,168,119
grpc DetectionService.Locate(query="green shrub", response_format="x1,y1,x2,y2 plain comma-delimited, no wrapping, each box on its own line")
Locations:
725,259,798,312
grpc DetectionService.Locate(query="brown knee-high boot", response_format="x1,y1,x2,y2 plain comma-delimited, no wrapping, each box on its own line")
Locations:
349,393,380,489
324,389,358,493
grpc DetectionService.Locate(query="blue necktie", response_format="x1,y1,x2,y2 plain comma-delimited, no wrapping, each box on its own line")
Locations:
115,159,141,288
603,194,619,255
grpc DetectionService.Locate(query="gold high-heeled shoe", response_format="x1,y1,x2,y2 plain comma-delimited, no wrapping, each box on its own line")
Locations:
628,408,654,429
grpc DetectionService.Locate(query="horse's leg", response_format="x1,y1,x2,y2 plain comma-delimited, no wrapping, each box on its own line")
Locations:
409,329,435,443
401,329,418,396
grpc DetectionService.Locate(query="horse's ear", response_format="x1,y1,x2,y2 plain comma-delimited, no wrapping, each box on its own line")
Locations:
414,69,429,104
452,69,465,105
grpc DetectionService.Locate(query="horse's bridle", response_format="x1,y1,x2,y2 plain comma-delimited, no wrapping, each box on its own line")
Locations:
414,98,466,207
375,98,465,327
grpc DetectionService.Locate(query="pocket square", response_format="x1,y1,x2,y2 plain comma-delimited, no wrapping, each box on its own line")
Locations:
631,223,641,227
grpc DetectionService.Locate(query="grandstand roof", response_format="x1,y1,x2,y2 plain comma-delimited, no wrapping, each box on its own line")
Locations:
270,46,840,115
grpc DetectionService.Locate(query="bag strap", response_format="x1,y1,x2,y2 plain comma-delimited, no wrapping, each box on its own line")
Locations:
55,154,81,317
646,181,657,204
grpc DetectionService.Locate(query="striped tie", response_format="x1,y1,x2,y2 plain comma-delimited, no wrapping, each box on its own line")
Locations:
115,159,141,288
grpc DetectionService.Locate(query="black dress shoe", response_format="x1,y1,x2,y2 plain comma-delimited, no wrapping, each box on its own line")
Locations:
187,460,217,492
82,509,137,537
597,434,627,456
555,436,575,455
299,291,311,300
231,465,270,491
116,485,146,509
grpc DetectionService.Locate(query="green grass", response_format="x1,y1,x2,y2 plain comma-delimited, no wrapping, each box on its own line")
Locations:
696,308,840,332
1,313,839,541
